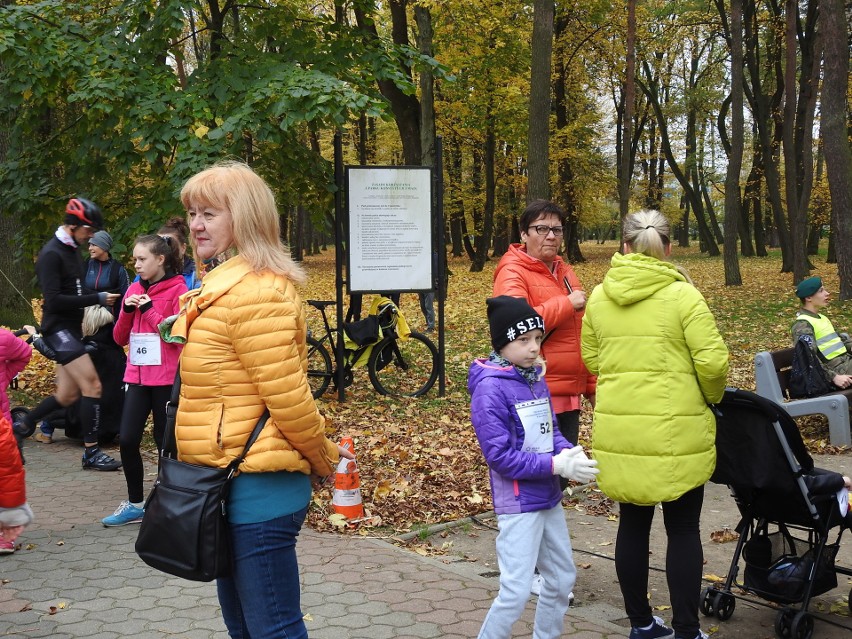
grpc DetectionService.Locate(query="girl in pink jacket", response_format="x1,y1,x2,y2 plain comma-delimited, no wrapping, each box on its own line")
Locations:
102,235,187,527
0,328,33,553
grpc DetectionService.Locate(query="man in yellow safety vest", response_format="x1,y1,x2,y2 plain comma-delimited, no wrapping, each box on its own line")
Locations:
792,276,852,389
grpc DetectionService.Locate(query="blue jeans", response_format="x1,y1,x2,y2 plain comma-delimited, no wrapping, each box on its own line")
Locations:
217,507,309,639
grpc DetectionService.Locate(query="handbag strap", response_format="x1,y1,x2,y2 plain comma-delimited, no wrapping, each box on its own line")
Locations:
161,373,183,457
161,372,270,474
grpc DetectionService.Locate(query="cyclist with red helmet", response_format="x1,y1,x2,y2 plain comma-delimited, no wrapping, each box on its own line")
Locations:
16,198,122,470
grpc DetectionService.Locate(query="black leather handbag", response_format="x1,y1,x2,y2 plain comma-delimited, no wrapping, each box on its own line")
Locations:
135,375,269,581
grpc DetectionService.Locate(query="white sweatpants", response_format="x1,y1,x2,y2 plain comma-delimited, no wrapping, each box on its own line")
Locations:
477,505,576,639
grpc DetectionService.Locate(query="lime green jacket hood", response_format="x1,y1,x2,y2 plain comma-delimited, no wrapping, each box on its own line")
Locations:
602,251,688,305
581,252,729,505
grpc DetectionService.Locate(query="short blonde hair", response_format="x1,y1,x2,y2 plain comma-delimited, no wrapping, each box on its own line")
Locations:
179,161,306,284
623,209,670,261
82,305,114,337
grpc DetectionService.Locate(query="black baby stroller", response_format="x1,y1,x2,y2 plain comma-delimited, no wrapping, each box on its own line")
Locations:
701,388,852,639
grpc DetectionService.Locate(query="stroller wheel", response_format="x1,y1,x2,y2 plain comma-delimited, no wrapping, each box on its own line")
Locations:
789,611,813,639
699,587,717,616
10,406,34,438
714,592,735,621
775,608,795,639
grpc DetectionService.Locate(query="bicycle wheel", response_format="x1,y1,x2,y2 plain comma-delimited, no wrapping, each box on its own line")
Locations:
368,331,438,397
306,336,333,399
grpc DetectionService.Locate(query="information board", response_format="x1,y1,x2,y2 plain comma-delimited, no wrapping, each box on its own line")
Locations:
347,167,432,293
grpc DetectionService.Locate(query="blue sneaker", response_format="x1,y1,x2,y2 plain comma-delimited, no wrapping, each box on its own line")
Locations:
629,616,674,639
102,501,144,527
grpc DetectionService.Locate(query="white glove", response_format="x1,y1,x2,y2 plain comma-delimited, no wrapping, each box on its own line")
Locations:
552,446,599,483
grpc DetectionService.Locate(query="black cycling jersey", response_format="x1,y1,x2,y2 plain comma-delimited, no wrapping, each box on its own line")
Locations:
36,236,102,336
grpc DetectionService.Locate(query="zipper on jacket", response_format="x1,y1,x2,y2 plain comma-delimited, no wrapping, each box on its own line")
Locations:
513,479,520,498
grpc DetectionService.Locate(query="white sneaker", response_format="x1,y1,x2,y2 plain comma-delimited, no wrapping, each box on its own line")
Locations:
530,573,575,604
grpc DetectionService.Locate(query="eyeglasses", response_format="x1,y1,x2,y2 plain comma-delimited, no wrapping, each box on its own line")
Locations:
529,225,564,237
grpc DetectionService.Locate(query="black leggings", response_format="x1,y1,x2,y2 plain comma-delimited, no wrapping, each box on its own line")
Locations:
615,485,704,638
119,384,170,503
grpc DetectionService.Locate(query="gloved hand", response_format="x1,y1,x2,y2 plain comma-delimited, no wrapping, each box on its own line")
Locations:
552,446,600,483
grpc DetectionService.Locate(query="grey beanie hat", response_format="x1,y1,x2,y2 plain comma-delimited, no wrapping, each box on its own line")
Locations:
89,230,113,252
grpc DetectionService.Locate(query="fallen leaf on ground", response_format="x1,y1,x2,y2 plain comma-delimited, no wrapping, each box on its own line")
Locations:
709,528,739,543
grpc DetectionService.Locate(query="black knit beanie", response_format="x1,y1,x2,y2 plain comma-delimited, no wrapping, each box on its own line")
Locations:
487,296,545,352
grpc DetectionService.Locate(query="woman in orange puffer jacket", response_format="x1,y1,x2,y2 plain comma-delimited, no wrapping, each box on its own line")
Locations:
493,200,596,451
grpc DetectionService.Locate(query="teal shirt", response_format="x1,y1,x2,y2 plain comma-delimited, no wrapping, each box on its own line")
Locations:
227,471,312,524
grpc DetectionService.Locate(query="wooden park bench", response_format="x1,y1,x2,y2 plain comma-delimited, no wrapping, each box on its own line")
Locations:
754,347,852,447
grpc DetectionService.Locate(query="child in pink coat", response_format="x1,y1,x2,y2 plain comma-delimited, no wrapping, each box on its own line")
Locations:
102,234,187,527
0,328,34,553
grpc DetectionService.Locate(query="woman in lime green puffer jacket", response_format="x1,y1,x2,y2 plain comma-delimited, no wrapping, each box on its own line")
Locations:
580,210,729,639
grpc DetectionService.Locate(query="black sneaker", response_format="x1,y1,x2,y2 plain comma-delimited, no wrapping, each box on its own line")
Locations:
82,447,122,471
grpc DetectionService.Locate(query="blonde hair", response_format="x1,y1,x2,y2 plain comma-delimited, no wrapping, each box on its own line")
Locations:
82,305,114,337
623,209,694,284
537,356,547,378
622,209,670,260
179,161,306,284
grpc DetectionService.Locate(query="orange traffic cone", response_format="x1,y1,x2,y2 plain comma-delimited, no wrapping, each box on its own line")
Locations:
332,436,364,519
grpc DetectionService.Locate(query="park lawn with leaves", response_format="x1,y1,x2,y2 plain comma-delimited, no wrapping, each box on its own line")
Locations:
298,243,852,534
7,243,850,534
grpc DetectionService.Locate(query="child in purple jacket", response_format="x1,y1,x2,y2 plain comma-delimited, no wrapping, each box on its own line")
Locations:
469,296,599,639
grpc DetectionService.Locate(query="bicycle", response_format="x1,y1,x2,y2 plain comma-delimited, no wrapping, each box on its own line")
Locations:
306,297,438,398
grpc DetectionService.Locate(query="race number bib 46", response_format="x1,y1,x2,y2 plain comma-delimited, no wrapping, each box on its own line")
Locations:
129,333,162,366
516,398,554,453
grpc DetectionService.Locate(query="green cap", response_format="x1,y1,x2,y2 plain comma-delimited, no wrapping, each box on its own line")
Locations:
795,276,822,299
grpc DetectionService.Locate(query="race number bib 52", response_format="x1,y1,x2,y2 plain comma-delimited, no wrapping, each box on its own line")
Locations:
515,398,554,453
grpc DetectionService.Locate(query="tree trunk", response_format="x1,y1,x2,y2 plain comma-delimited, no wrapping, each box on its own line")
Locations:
646,120,665,209
678,196,690,247
354,2,421,165
467,146,483,264
822,0,852,297
415,5,436,170
638,66,719,256
782,0,815,284
744,0,792,270
446,138,464,257
619,0,636,220
471,121,496,272
716,0,745,280
744,149,765,256
553,13,584,263
527,0,555,201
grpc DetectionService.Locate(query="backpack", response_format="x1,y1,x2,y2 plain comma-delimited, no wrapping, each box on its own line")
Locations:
788,336,835,398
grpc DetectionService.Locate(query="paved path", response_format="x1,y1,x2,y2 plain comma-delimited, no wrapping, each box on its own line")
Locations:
1,434,631,639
